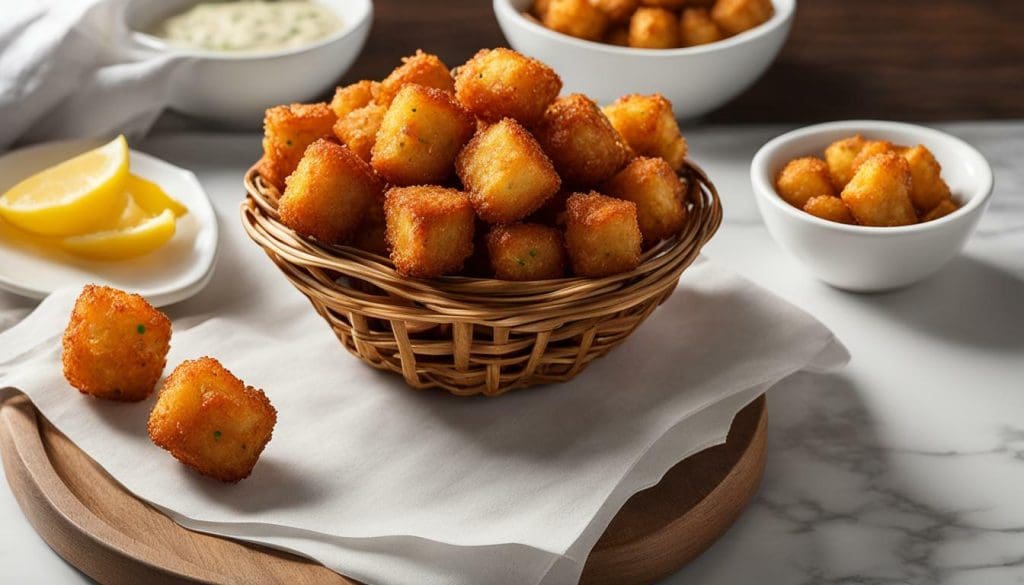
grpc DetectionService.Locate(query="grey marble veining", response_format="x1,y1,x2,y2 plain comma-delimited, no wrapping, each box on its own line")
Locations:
771,378,1024,585
661,373,1024,585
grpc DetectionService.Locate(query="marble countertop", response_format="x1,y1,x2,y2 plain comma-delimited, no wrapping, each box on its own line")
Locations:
1,122,1021,584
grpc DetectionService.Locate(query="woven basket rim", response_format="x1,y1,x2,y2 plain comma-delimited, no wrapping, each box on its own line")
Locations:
241,159,722,311
239,159,723,394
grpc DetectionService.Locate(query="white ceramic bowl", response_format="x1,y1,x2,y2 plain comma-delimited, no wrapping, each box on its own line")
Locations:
124,0,373,127
493,0,794,119
751,120,994,292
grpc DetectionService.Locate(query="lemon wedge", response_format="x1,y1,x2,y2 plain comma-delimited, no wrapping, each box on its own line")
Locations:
90,191,148,233
84,175,188,234
0,136,130,236
60,209,177,261
126,174,188,218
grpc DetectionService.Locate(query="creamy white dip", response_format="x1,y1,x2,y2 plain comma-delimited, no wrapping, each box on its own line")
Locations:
152,1,342,53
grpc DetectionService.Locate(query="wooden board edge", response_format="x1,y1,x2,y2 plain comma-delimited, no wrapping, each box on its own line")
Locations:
0,393,223,585
1,391,765,585
583,397,767,584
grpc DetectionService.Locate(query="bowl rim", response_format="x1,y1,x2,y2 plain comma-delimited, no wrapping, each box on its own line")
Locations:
750,119,995,236
124,0,373,61
493,0,795,58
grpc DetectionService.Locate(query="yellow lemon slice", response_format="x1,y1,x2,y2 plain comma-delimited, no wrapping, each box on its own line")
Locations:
0,136,129,236
90,191,149,232
126,174,188,218
87,175,188,233
60,209,176,261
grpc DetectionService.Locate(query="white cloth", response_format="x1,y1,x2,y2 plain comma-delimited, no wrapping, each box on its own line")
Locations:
0,0,183,149
0,253,848,585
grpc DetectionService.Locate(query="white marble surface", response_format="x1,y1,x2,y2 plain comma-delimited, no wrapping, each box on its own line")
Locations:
1,122,1021,584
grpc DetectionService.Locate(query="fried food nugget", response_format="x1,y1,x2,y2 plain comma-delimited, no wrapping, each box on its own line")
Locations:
823,134,867,189
371,84,476,186
62,285,171,402
565,192,642,277
901,144,952,213
802,195,856,224
840,152,917,227
527,189,571,227
332,103,386,162
602,93,687,170
602,157,687,243
456,118,561,224
279,139,384,245
330,80,380,119
257,102,336,191
679,8,724,47
376,50,455,107
543,0,609,41
629,7,680,49
486,223,567,280
605,25,631,46
639,0,689,8
921,198,959,222
351,197,389,256
851,140,897,174
591,0,640,22
148,357,277,483
384,186,476,278
454,48,562,126
532,0,552,18
463,218,495,277
710,0,774,35
775,157,836,209
535,94,632,187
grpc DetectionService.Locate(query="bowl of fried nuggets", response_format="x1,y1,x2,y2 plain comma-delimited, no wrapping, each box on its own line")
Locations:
752,120,994,292
241,48,722,396
493,0,794,119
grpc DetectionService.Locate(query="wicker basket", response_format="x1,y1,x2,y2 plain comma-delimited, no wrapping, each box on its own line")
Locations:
241,161,722,396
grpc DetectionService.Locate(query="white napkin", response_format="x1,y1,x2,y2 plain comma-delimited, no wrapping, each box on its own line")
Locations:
0,257,847,585
0,0,185,149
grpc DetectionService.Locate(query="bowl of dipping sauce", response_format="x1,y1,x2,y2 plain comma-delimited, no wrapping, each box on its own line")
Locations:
751,120,994,292
125,0,372,126
493,0,794,119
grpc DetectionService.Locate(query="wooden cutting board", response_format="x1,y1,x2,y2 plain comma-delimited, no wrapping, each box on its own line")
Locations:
0,392,766,585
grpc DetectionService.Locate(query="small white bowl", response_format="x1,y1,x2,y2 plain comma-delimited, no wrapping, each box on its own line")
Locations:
493,0,794,119
124,0,373,127
751,120,994,293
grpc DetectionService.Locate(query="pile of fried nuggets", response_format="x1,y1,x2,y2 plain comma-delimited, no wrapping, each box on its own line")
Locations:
776,136,959,227
55,49,692,485
258,48,692,280
62,285,276,483
531,0,774,50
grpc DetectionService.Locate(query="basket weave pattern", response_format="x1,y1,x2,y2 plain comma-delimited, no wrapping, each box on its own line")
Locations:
241,161,722,396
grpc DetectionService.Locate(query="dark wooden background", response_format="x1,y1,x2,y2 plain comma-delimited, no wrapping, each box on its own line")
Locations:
340,0,1024,123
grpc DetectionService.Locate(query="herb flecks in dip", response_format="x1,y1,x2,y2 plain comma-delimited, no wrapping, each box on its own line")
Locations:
152,1,342,53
